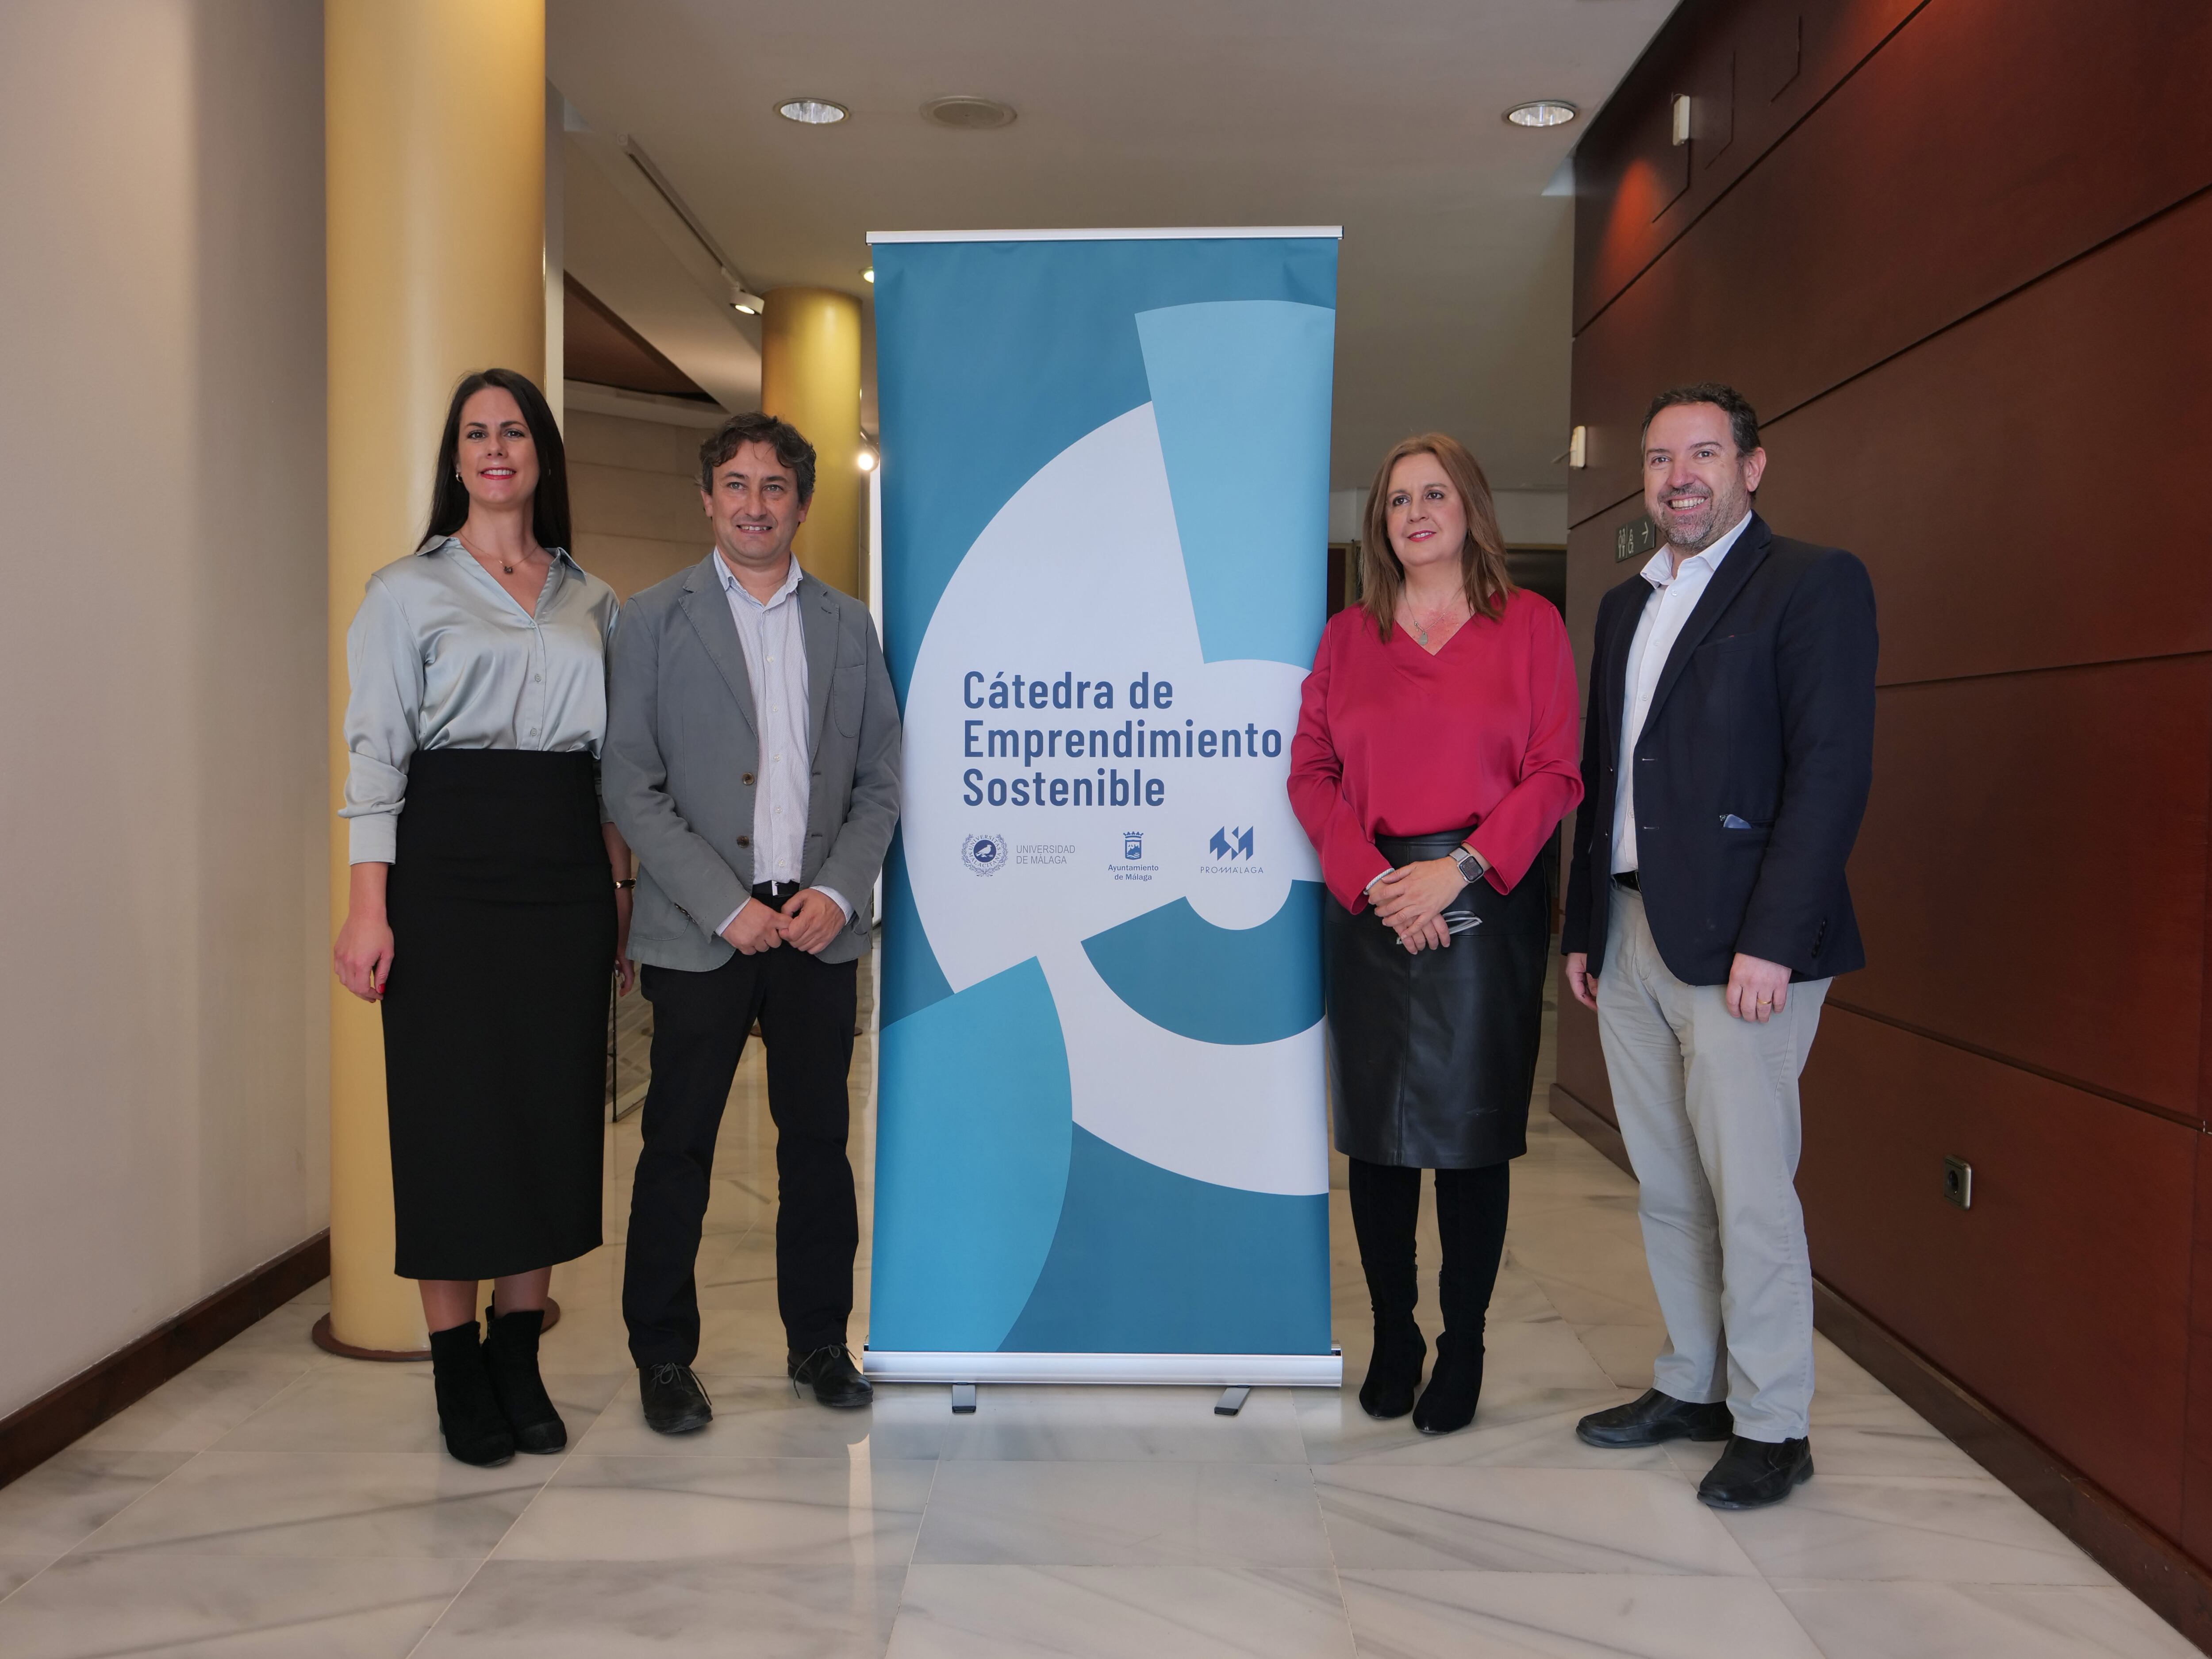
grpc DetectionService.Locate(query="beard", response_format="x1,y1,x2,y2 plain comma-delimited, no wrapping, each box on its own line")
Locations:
1659,484,1746,551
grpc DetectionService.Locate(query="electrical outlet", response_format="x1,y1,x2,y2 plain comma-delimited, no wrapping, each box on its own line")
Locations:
1942,1156,1972,1210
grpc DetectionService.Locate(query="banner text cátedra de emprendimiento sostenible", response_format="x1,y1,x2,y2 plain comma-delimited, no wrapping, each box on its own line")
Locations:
959,666,1284,807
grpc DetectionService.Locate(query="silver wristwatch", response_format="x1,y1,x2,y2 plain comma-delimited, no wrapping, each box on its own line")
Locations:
1450,845,1486,883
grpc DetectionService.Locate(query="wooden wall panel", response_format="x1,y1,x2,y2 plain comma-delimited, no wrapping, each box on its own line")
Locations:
1754,192,2212,686
1573,0,1923,331
1554,985,1613,1125
1844,659,2211,1119
1569,0,2212,527
2188,1138,2212,1560
1801,1008,2195,1536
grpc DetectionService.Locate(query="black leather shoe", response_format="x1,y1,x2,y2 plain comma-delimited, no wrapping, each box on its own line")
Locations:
1358,1321,1426,1420
483,1306,565,1454
1412,1331,1482,1436
1698,1434,1814,1509
429,1320,515,1467
1575,1388,1733,1448
789,1344,873,1409
640,1361,713,1434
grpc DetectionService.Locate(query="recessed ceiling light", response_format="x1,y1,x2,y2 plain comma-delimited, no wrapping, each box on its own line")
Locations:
922,95,1016,131
777,98,848,125
1503,100,1578,129
860,266,875,283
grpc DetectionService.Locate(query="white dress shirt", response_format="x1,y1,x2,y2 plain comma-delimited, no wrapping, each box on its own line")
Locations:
711,552,850,935
1612,511,1752,875
341,538,618,864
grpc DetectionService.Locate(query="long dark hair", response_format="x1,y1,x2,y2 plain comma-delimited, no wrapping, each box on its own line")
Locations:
420,368,571,553
1359,432,1514,639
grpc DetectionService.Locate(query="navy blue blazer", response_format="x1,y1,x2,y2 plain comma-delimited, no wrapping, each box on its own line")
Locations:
1561,513,1877,986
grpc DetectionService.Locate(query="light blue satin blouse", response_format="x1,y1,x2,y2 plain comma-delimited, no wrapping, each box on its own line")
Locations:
341,538,620,863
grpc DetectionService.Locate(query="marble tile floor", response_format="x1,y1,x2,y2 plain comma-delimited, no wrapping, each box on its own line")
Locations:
0,958,2197,1657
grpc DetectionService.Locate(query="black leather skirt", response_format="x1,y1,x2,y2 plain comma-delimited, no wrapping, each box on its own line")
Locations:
1325,830,1550,1169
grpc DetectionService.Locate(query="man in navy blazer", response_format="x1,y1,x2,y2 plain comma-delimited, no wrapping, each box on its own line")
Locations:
1561,384,1876,1509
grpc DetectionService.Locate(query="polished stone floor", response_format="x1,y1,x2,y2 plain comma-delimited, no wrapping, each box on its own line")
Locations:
0,955,2195,1656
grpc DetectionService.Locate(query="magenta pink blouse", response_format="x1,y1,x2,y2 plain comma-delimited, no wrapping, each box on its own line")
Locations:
1289,590,1584,912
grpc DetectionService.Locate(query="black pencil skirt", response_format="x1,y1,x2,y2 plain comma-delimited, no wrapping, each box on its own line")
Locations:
380,748,614,1280
1325,829,1551,1170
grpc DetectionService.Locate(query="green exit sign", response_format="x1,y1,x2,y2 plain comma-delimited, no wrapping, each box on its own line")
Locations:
1614,517,1658,562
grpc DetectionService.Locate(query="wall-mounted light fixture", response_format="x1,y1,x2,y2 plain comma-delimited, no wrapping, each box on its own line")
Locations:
778,98,848,125
622,137,762,320
1671,95,1693,146
1504,100,1578,128
1568,426,1588,469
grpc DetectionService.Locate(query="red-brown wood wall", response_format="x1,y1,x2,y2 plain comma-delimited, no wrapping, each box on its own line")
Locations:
1559,0,2212,1562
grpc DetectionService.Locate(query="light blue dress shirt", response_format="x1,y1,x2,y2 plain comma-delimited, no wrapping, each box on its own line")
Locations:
341,538,620,864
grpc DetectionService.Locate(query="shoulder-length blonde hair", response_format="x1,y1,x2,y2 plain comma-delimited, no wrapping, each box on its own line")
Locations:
1359,433,1514,639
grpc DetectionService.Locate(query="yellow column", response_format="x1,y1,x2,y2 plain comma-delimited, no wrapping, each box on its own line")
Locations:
760,287,863,596
324,0,545,1355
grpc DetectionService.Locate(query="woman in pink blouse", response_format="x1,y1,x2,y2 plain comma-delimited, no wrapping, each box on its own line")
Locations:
1290,433,1582,1435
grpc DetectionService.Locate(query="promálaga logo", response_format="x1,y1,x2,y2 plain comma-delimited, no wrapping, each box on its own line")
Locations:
1207,827,1255,861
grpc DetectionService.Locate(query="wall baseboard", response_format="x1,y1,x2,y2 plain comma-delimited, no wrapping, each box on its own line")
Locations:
0,1231,329,1493
1546,1083,2212,1656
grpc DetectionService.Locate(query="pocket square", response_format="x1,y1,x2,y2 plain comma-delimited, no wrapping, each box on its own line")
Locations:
1721,814,1756,830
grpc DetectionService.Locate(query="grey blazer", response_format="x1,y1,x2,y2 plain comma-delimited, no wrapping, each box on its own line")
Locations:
604,555,902,969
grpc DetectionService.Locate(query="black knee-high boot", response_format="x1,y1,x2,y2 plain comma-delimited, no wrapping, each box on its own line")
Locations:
429,1319,516,1467
1414,1160,1511,1435
1348,1158,1426,1419
484,1305,566,1453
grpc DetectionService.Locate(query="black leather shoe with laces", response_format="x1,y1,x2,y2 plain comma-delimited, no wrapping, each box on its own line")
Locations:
1576,1388,1734,1448
788,1344,873,1409
1697,1434,1813,1509
639,1361,713,1435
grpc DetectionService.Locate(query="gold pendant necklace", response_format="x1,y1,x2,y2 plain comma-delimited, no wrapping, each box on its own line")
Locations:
457,531,517,575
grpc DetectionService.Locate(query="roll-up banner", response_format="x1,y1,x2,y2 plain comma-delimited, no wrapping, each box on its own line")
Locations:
864,227,1343,1387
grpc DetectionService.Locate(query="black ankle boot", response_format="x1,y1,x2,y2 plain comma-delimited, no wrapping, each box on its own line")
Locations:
429,1320,515,1466
483,1306,565,1453
1411,1329,1483,1436
1358,1320,1427,1420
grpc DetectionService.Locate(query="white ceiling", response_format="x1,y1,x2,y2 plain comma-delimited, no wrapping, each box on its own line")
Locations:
549,0,1674,492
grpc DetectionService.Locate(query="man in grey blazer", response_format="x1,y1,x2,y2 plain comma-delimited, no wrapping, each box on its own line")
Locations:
604,412,900,1427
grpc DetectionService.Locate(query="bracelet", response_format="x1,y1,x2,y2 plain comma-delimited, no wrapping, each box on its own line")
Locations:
614,878,637,890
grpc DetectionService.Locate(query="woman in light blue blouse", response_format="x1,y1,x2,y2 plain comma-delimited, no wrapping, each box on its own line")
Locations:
333,368,633,1466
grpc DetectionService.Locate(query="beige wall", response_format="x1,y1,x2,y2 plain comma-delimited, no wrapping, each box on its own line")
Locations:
567,406,715,599
0,2,330,1416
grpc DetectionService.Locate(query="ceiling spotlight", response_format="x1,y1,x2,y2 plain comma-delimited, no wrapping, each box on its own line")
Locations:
730,289,764,315
777,98,848,125
857,449,878,472
922,95,1016,131
1503,100,1578,128
860,266,875,283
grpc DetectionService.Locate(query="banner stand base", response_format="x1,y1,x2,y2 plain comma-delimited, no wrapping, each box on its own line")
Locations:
863,1348,1343,1388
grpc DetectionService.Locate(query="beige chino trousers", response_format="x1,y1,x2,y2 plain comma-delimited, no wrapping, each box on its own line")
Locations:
1596,884,1828,1443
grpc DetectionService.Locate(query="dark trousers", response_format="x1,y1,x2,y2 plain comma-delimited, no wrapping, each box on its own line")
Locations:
623,938,859,1365
1348,1157,1511,1346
